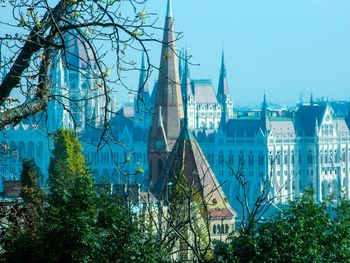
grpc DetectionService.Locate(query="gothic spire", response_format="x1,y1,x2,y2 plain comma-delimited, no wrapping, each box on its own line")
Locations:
150,0,183,146
217,50,229,104
166,0,173,18
178,48,184,80
148,0,183,190
181,49,192,98
138,52,149,94
261,93,269,134
310,92,314,106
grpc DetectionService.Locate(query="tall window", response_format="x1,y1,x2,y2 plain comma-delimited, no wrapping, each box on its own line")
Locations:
307,150,313,165
228,151,234,165
238,151,244,165
259,152,264,166
248,151,254,166
284,151,288,165
219,151,224,165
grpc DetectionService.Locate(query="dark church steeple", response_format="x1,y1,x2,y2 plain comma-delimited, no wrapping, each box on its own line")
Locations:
148,0,184,190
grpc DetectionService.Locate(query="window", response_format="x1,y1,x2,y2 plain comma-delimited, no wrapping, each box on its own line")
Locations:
291,153,295,165
307,151,313,165
213,225,216,234
277,151,281,165
248,151,254,166
228,151,234,165
239,151,244,164
284,154,288,165
258,152,264,166
219,151,224,165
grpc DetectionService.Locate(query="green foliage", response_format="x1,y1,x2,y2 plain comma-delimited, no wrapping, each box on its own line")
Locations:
20,159,44,204
214,190,350,263
2,159,45,263
94,195,167,263
1,130,167,263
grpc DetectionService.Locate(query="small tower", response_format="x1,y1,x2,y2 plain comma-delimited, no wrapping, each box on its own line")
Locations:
148,0,184,189
217,51,233,121
181,50,195,128
135,52,151,130
260,93,269,135
48,51,71,130
346,99,350,128
310,92,314,106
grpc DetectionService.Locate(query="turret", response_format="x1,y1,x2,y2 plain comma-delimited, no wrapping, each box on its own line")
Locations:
260,93,269,135
217,51,233,120
135,52,151,129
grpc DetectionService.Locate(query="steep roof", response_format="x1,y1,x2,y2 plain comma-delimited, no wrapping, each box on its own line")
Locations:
295,104,327,136
226,119,261,138
269,119,296,138
154,125,235,219
193,80,218,104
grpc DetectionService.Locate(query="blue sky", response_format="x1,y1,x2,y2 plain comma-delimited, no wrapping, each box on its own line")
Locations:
1,0,350,107
142,0,350,107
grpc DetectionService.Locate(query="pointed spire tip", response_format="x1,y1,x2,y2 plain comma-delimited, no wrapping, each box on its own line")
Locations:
166,0,173,18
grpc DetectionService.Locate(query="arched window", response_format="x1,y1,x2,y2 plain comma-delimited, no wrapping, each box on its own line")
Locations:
248,151,254,166
219,151,224,165
284,151,288,165
228,151,234,165
238,151,244,164
258,152,264,166
307,151,313,165
217,224,221,234
221,225,225,234
27,141,35,160
18,141,26,158
276,151,281,165
36,141,43,161
213,225,216,234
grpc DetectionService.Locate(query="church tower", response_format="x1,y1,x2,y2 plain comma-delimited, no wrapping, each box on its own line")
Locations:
217,51,233,122
148,0,184,190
